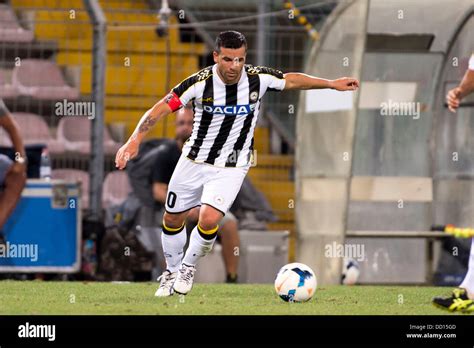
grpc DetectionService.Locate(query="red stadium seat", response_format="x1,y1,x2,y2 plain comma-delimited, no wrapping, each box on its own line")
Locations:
12,59,79,100
56,116,121,155
102,170,132,209
0,112,65,154
0,4,34,43
0,68,20,98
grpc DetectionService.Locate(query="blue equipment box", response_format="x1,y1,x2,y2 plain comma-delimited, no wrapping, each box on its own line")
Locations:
0,179,81,272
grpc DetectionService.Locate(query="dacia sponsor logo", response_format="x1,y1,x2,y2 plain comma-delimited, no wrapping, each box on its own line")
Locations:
203,104,255,115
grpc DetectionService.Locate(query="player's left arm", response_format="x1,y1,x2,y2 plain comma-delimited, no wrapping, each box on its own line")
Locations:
283,73,359,91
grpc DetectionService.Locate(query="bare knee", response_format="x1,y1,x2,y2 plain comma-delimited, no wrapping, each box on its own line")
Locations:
163,211,186,229
198,209,223,231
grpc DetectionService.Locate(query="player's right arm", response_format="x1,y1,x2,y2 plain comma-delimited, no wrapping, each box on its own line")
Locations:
116,68,203,169
446,53,474,113
115,99,172,169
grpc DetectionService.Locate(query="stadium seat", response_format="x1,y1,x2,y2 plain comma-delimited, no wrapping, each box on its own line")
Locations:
12,59,80,100
56,116,121,155
0,112,65,153
0,69,20,98
51,168,89,209
102,171,132,209
0,4,34,42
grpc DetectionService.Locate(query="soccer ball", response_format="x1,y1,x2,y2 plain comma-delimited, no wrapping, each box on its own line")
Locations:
341,258,360,285
274,262,317,302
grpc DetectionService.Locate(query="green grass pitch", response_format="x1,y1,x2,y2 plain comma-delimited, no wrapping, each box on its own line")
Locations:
0,281,462,315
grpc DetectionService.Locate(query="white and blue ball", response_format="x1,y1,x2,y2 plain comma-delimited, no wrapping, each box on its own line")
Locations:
274,263,317,302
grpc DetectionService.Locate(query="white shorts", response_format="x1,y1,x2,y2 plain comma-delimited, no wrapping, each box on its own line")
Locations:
165,155,249,216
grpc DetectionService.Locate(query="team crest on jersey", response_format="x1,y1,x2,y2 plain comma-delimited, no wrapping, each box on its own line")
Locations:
214,195,224,205
250,91,259,102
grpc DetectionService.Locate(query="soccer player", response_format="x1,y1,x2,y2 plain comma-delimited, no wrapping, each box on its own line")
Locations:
115,31,359,296
151,105,241,285
0,99,27,240
433,52,474,312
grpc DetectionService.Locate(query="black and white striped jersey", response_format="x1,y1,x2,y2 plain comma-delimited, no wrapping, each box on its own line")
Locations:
168,64,286,167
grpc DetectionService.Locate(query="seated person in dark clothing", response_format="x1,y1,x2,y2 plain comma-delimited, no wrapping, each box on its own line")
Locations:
151,105,240,283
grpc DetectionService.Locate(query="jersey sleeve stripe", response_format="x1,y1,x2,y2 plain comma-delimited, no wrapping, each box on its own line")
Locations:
173,75,199,98
245,65,284,79
173,66,213,98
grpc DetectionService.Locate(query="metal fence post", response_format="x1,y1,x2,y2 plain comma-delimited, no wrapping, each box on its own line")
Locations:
83,0,106,221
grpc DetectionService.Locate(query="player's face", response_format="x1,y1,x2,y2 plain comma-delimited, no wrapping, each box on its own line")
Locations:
175,108,194,142
213,46,246,84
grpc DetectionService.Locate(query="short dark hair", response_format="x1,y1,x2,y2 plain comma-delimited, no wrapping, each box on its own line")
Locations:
215,31,247,53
